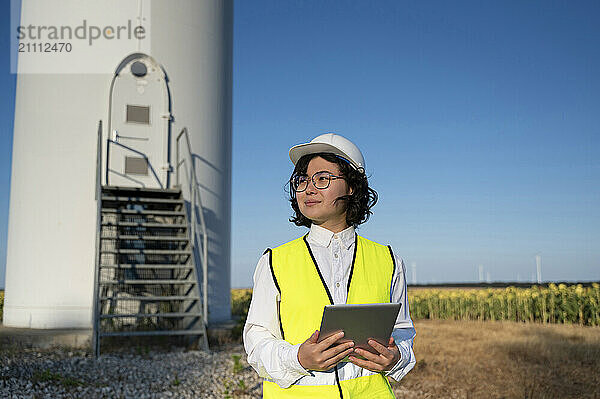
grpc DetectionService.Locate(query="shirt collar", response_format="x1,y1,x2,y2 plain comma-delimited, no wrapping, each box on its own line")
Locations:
307,224,355,249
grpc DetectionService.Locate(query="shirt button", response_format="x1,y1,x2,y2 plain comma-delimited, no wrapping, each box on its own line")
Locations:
334,234,339,239
336,282,340,287
334,253,338,258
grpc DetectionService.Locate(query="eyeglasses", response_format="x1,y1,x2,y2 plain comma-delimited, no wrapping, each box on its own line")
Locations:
292,171,345,193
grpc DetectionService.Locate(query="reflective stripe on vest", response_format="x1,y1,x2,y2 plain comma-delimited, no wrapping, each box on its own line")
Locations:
265,234,396,398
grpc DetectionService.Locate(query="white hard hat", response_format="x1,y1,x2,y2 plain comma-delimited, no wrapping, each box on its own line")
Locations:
289,133,365,173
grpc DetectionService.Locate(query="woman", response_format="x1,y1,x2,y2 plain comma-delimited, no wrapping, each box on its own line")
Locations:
243,133,416,398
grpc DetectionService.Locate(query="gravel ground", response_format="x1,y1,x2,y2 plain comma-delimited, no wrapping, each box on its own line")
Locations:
0,344,262,399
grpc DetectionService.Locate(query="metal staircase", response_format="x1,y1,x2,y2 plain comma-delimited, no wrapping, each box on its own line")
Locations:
92,122,210,356
93,186,208,354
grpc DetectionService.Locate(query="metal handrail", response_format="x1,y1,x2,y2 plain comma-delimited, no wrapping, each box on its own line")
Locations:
105,137,164,189
92,120,103,357
176,127,209,327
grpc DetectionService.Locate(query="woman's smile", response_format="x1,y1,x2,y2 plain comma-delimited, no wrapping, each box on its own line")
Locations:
304,199,321,206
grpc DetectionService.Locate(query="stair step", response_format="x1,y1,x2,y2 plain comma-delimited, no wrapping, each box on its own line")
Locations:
103,185,181,193
100,264,192,269
100,296,200,301
100,312,202,319
102,196,184,204
100,249,191,255
99,330,205,337
101,222,187,228
102,186,182,198
102,235,189,241
100,279,196,285
102,209,185,216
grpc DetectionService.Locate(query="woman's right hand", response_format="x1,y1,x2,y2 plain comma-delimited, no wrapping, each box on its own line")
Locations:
297,330,355,371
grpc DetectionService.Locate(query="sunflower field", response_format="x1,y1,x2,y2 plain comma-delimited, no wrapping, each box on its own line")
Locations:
231,283,600,329
409,283,600,326
231,288,252,338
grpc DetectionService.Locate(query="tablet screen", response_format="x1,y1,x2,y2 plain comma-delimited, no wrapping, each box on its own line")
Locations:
317,303,401,356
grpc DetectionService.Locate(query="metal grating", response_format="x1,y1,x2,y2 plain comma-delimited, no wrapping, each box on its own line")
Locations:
124,156,149,175
126,105,150,124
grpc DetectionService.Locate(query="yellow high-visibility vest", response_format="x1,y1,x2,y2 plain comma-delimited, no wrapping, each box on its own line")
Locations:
263,234,397,399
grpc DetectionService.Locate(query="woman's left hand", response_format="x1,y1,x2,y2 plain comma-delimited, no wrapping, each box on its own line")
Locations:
347,337,400,372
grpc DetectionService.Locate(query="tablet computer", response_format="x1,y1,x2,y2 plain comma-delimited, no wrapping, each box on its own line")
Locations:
317,303,401,356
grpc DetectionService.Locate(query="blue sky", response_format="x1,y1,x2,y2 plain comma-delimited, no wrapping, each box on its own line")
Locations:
1,0,599,289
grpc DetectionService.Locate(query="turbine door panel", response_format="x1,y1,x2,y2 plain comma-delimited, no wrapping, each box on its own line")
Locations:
108,57,170,188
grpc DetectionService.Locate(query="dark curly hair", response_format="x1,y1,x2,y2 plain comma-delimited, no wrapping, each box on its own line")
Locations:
288,152,378,228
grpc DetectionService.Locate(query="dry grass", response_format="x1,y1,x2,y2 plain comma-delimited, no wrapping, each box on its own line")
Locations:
393,320,600,399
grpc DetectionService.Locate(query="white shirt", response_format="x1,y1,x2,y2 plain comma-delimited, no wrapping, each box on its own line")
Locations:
243,224,416,388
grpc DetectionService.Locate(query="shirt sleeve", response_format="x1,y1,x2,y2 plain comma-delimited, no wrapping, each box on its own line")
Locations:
384,253,417,381
242,252,311,388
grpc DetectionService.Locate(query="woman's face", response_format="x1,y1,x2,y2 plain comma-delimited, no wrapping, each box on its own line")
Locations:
296,156,353,232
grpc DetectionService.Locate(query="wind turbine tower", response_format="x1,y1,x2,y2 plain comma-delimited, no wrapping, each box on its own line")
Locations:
4,0,233,352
